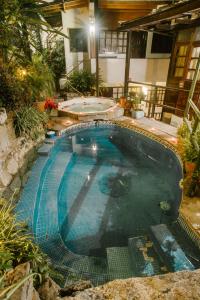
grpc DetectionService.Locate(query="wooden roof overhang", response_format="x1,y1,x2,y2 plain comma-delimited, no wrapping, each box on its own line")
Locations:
42,0,88,15
118,0,200,33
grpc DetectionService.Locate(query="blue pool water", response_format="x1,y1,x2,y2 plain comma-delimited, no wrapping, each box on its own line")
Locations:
16,123,199,285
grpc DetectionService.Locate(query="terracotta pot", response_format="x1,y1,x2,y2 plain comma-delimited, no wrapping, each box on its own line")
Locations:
185,162,196,174
119,97,126,108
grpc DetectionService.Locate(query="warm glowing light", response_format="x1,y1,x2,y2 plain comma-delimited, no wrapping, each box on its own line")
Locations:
89,23,95,34
150,127,156,131
16,68,27,79
92,144,97,151
168,137,177,144
142,86,148,96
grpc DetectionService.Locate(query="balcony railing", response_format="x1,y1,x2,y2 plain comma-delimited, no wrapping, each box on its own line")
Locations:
99,81,191,122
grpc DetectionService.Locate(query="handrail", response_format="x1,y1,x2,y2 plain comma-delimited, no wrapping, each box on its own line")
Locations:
65,59,91,78
128,80,191,93
184,54,200,153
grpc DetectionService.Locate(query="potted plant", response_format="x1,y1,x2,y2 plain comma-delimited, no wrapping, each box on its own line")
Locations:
129,91,145,119
177,123,200,196
44,97,58,116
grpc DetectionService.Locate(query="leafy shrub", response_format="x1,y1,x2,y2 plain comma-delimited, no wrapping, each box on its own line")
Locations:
0,65,31,110
13,106,48,140
44,41,66,91
0,58,55,110
177,122,200,196
26,55,55,101
67,70,96,95
0,198,49,277
177,123,199,162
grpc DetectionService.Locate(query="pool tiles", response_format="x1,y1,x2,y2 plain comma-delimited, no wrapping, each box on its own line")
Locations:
58,155,94,231
16,156,48,227
65,163,119,246
35,150,73,240
106,247,133,277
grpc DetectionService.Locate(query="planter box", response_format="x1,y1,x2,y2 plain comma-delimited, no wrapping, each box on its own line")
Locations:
0,108,7,125
131,110,144,119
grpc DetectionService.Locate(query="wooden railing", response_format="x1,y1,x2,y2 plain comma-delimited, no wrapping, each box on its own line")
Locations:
99,82,188,121
184,55,200,153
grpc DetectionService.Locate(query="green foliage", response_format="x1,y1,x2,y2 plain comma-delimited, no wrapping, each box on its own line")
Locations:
26,55,55,101
129,91,145,111
177,122,200,196
13,106,48,140
0,0,68,64
67,70,96,95
0,65,31,110
0,58,55,110
0,198,49,278
44,41,66,91
177,123,199,162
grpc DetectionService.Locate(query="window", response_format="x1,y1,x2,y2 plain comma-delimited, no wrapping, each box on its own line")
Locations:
174,45,188,77
151,33,173,54
131,31,147,58
187,46,200,80
99,30,127,54
69,28,88,52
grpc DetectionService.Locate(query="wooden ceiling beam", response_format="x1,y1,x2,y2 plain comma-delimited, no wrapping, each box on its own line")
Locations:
42,0,88,15
99,1,171,10
119,0,200,30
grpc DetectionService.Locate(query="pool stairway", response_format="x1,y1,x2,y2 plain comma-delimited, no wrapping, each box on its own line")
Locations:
37,143,54,156
106,236,165,280
150,224,195,272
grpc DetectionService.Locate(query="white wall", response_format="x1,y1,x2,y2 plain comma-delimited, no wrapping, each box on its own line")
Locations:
98,58,170,85
61,7,90,73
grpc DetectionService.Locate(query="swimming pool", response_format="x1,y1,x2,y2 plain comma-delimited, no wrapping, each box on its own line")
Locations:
16,122,199,285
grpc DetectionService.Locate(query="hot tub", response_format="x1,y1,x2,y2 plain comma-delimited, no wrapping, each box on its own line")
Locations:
58,97,124,121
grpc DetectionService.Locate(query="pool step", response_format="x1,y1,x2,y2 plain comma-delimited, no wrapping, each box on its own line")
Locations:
44,138,57,144
128,236,161,276
150,224,195,272
37,144,53,156
106,247,133,278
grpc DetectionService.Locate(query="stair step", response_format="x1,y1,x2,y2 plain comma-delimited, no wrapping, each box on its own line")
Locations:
37,144,53,156
128,236,162,277
106,247,133,277
44,138,57,144
150,224,195,272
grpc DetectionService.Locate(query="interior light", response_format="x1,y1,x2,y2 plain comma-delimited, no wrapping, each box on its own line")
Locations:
89,23,95,34
142,86,148,96
92,144,97,151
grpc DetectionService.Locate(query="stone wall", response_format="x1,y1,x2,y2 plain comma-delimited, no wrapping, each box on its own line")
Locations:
2,262,200,300
0,109,44,199
68,269,200,299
